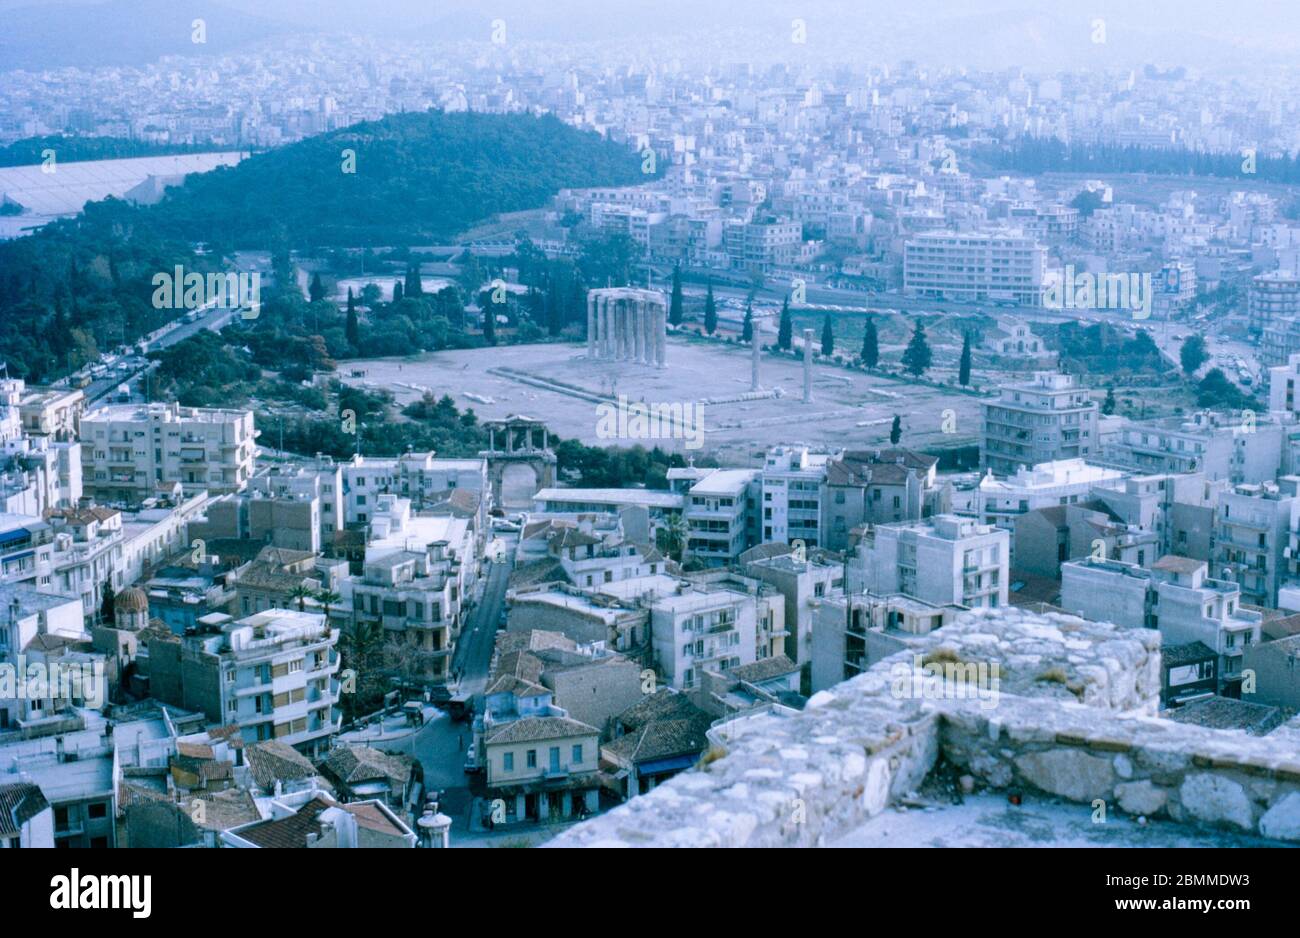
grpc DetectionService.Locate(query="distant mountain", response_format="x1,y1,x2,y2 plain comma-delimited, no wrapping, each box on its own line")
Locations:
0,0,286,70
146,110,647,247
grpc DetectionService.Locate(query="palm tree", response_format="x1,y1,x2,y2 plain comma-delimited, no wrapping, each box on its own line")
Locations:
315,588,342,622
290,583,315,612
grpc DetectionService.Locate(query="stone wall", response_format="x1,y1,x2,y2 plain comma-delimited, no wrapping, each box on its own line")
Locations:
547,608,1300,847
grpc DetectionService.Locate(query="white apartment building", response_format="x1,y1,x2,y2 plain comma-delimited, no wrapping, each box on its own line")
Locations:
1061,555,1261,693
1214,480,1298,609
981,372,1099,476
762,446,828,548
152,608,341,756
340,452,488,528
683,469,759,568
848,514,1009,609
1268,352,1300,417
81,401,255,503
0,513,52,589
975,458,1128,537
903,229,1046,304
634,577,760,690
0,436,82,517
0,583,87,731
1104,411,1284,485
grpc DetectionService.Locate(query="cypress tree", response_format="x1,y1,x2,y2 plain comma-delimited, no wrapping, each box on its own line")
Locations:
742,301,753,342
902,321,932,376
703,281,717,335
890,414,902,445
777,297,793,350
861,316,879,368
669,265,684,326
958,331,972,386
821,313,834,356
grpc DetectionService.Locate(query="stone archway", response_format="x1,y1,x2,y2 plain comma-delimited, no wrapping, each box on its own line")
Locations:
499,463,541,511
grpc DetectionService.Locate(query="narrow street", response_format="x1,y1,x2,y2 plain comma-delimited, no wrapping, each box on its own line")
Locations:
373,533,516,844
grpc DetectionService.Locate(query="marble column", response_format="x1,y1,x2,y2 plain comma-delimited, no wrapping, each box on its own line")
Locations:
587,293,597,357
802,328,814,403
751,325,761,390
655,305,667,368
632,301,645,363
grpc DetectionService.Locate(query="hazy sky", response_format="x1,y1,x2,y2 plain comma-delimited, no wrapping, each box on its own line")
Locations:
4,0,1300,72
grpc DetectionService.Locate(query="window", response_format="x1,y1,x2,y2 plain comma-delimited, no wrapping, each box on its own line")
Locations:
87,803,107,820
526,749,537,768
572,744,583,763
503,752,514,772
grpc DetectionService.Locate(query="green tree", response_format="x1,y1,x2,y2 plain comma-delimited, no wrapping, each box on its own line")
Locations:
308,272,326,303
777,297,793,350
890,414,902,445
1180,334,1209,375
404,262,424,297
861,316,879,368
742,300,753,342
1102,386,1117,415
483,305,497,345
346,294,360,349
958,331,972,386
290,583,315,612
393,281,404,303
703,281,717,335
821,313,834,356
669,265,684,326
902,321,932,377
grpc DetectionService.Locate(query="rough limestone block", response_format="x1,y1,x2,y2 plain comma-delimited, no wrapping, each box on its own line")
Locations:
1014,748,1115,802
1115,780,1167,817
1258,792,1300,842
1179,774,1255,831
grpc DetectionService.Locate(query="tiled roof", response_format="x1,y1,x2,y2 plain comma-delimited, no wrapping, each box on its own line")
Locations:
0,782,49,837
728,654,798,685
485,715,597,745
318,745,413,790
246,740,319,792
236,796,334,848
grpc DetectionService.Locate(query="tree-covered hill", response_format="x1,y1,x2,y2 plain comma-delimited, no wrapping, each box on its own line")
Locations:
149,110,648,248
0,110,648,381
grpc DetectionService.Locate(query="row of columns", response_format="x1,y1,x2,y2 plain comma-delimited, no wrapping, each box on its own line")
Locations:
586,290,667,368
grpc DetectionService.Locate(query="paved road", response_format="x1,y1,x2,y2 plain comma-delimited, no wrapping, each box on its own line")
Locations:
452,535,515,696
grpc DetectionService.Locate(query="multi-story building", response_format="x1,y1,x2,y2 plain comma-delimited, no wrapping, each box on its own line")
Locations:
761,446,828,548
1214,480,1299,608
46,506,123,622
341,544,459,685
339,452,488,530
0,512,53,588
18,385,85,441
1248,269,1300,335
1104,411,1284,484
811,591,966,692
724,216,803,271
821,448,948,550
682,469,760,567
0,583,87,731
1061,555,1261,694
633,576,761,690
975,458,1127,542
81,402,255,503
743,552,837,678
1268,352,1300,418
147,608,341,756
903,229,1046,304
848,514,1009,609
981,372,1099,476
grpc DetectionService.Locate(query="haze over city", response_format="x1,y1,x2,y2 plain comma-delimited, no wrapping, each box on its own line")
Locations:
0,0,1292,909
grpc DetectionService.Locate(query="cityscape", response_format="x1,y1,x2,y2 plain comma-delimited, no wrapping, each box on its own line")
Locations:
0,0,1296,887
